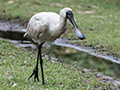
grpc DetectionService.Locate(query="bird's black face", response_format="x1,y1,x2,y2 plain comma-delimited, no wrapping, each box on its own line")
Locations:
66,11,85,40
66,11,73,19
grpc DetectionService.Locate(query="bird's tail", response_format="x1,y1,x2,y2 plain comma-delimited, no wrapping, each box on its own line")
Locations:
23,33,27,38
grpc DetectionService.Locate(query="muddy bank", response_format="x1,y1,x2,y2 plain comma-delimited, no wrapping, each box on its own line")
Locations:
0,21,31,41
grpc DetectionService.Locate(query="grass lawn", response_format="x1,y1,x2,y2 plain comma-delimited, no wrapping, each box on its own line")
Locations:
0,0,120,89
0,38,117,90
0,0,120,58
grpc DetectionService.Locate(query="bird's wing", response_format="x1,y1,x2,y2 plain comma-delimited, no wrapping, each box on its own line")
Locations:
25,13,49,39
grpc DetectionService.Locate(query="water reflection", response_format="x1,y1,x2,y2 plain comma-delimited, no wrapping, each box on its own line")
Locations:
9,40,120,78
43,45,120,78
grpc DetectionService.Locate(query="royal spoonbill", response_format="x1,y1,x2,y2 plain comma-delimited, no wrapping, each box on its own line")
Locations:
24,7,85,84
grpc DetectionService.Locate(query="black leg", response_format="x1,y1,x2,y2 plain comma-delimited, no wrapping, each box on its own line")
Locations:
28,45,40,82
28,42,45,83
39,42,45,84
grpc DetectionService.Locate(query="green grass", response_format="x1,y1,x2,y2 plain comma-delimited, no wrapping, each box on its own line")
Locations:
0,0,120,58
0,38,117,89
0,0,120,89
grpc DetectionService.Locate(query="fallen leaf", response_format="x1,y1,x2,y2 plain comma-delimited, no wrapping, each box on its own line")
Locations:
84,10,95,14
51,3,63,7
76,11,82,14
55,3,63,7
58,82,63,86
115,17,117,19
109,15,113,17
12,83,17,87
33,49,37,52
33,12,39,15
98,16,104,18
109,20,112,23
67,65,70,67
0,66,3,70
0,53,4,55
24,61,26,63
26,2,31,5
90,28,95,30
34,1,41,5
96,76,105,80
114,36,119,37
3,10,6,13
91,15,95,18
6,1,14,4
76,10,95,14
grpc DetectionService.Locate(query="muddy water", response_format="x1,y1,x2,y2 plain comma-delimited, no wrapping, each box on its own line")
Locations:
48,45,120,78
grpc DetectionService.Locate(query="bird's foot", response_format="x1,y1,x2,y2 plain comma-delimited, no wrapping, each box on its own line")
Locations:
28,67,39,82
42,81,45,84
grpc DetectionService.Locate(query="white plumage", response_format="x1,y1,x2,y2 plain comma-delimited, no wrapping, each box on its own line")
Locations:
24,7,85,84
24,8,72,44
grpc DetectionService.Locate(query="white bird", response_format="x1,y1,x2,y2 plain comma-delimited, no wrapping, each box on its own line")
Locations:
24,7,85,84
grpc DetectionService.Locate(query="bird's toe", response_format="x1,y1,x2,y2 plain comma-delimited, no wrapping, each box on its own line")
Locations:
28,67,39,82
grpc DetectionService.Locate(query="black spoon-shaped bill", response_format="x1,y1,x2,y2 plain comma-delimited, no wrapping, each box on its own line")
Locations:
66,11,85,40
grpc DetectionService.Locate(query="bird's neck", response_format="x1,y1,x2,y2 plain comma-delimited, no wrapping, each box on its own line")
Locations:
50,16,67,37
58,16,67,30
